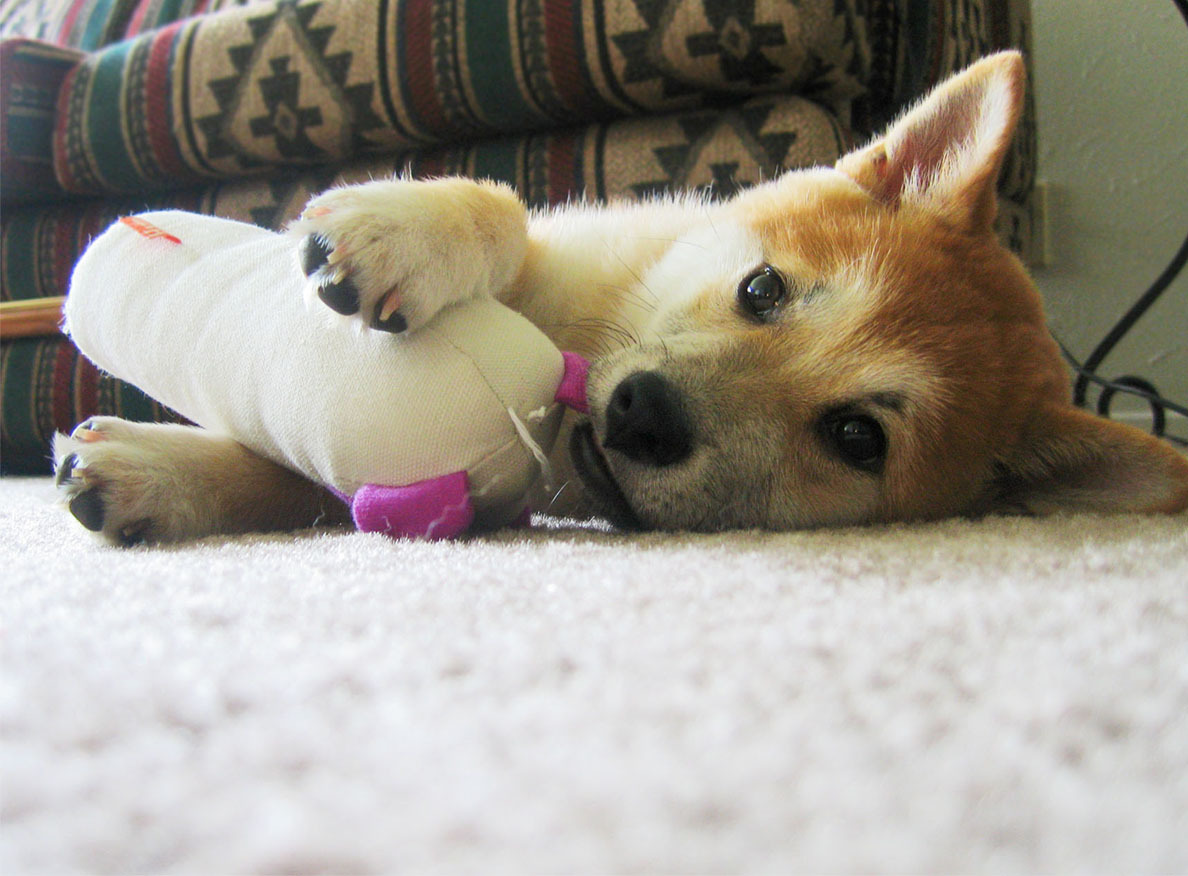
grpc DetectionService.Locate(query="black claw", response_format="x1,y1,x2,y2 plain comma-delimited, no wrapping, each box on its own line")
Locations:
299,234,333,276
69,489,106,532
317,278,361,315
371,308,407,334
56,453,79,486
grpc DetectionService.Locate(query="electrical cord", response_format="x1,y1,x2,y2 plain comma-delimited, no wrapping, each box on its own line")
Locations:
1056,0,1188,447
1058,339,1188,447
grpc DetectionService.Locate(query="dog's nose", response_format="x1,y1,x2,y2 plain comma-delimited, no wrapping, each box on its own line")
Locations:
604,371,693,467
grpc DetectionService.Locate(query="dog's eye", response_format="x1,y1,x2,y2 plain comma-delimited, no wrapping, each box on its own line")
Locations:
738,265,786,320
824,415,887,472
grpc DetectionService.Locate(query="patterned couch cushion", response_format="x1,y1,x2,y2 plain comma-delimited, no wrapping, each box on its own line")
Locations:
47,0,869,197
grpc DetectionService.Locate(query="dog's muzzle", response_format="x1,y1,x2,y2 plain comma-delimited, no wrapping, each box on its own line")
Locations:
602,371,693,468
568,370,694,530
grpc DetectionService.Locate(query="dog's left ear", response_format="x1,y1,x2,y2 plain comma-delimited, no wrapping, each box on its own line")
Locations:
992,404,1188,515
836,51,1025,232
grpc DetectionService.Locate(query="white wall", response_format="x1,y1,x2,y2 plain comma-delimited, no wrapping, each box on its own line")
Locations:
1029,0,1188,440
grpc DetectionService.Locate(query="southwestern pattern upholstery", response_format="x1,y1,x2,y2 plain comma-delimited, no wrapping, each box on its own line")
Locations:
0,0,1036,473
52,0,869,196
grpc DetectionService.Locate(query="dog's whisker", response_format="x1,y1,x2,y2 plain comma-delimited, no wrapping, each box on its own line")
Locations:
597,283,658,317
552,318,640,356
544,321,618,358
702,199,722,244
604,244,661,308
544,479,572,513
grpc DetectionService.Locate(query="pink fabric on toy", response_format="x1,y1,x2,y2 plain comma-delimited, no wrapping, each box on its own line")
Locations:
351,471,475,540
556,352,590,413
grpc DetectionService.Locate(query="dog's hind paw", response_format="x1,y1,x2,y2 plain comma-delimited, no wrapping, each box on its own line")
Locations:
53,417,207,546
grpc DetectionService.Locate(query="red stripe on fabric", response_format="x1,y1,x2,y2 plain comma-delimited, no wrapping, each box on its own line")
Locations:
52,65,82,191
76,355,100,423
57,0,87,46
126,0,152,37
929,4,946,85
547,131,577,205
51,215,77,298
543,1,587,113
403,0,448,132
51,340,77,432
127,3,147,36
145,23,189,177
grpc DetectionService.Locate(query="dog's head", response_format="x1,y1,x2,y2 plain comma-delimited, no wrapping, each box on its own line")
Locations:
572,52,1188,531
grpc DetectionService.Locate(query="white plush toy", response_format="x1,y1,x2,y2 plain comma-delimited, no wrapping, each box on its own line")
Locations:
64,210,588,539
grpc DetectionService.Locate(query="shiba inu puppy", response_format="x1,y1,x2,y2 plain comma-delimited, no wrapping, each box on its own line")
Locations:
54,51,1188,544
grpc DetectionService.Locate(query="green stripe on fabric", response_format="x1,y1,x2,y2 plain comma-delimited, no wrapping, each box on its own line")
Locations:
1,215,40,302
117,379,158,423
464,0,538,129
592,121,608,201
902,1,935,105
79,0,119,50
0,339,43,470
86,44,145,192
5,111,55,161
469,138,520,189
146,0,189,31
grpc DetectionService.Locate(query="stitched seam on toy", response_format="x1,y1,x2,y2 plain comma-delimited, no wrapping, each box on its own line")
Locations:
432,322,515,411
431,322,556,480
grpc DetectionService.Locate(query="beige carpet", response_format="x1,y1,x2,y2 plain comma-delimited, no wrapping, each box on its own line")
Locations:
2,474,1187,873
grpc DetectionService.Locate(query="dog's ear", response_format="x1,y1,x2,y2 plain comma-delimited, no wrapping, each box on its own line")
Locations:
836,51,1025,231
991,405,1188,515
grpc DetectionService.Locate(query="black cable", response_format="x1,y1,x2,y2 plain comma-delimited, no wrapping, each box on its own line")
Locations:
1060,0,1188,445
1070,229,1188,409
1058,339,1188,447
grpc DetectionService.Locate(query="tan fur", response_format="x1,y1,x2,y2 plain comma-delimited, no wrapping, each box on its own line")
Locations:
55,52,1188,544
53,418,349,545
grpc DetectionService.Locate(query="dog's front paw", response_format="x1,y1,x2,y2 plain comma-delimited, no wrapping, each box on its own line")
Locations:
53,418,207,546
291,177,528,334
